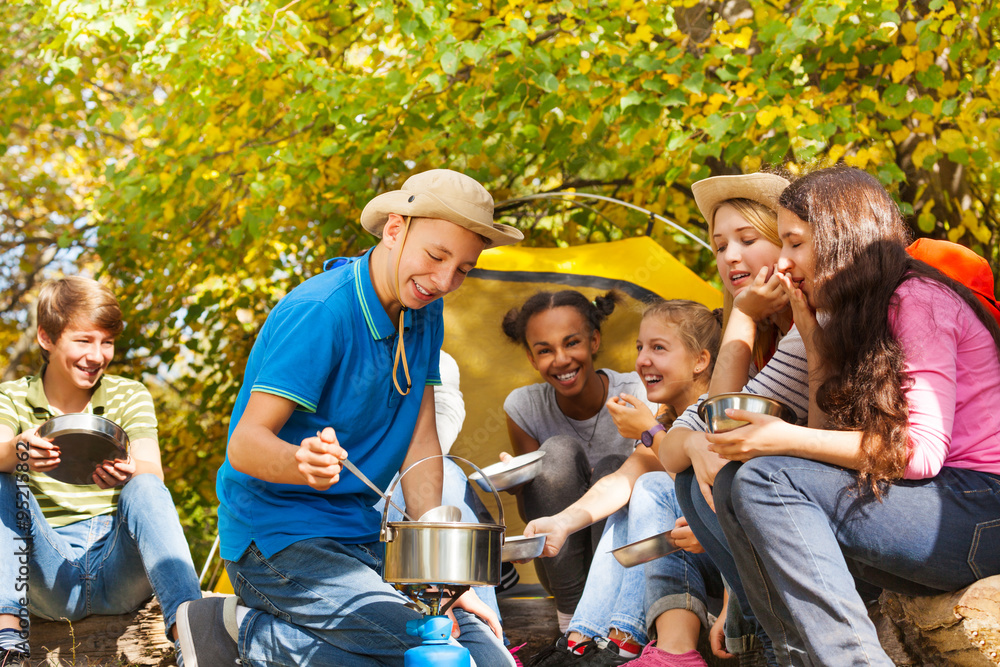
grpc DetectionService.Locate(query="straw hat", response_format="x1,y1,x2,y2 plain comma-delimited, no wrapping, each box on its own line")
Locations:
691,173,790,225
361,169,523,248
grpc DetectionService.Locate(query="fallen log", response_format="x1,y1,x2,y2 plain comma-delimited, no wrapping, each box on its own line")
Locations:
23,577,1000,666
29,597,176,667
876,575,1000,666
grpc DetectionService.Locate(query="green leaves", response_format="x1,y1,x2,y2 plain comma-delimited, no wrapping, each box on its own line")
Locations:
535,70,560,93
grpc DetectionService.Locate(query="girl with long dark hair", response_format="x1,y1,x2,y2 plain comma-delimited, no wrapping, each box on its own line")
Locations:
658,173,802,664
709,166,1000,665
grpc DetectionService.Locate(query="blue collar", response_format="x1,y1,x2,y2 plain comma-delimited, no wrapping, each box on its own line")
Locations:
331,250,411,341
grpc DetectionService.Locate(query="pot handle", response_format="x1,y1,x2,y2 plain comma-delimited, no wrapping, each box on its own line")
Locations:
380,454,505,541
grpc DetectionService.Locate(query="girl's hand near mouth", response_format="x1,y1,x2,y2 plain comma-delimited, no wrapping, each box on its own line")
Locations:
606,393,656,440
733,266,789,323
777,272,819,344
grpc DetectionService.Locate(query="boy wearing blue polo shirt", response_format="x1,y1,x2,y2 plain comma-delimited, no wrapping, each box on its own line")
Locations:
176,170,522,667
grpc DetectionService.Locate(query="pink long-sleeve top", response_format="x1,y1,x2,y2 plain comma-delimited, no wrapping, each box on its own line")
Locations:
890,278,1000,479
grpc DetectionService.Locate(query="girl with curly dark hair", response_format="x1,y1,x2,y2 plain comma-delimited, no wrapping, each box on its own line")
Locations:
709,166,1000,666
501,289,656,633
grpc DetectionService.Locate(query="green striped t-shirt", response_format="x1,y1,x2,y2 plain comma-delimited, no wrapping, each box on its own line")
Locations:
0,370,158,527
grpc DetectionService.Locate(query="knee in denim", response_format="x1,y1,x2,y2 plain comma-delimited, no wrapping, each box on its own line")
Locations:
117,474,170,514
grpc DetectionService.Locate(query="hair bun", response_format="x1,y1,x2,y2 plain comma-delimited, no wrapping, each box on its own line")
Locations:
592,290,624,320
712,308,724,326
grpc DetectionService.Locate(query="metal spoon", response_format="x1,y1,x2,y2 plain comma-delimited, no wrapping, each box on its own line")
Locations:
313,430,417,521
340,456,418,523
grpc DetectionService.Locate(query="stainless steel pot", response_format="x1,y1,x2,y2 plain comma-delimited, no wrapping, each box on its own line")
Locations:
381,455,505,586
38,413,130,486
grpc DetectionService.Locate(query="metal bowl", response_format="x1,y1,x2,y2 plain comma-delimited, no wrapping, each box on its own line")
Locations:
501,534,547,563
38,413,130,486
611,531,680,568
468,451,546,492
698,392,796,434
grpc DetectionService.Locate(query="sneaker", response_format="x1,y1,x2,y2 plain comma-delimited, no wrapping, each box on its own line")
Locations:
621,644,708,666
498,561,521,593
577,640,632,666
0,649,29,667
527,635,599,666
176,595,242,667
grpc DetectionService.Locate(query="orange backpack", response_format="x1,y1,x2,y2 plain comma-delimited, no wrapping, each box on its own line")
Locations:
906,238,1000,327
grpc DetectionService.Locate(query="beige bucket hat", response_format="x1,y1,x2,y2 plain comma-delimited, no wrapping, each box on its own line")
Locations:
691,173,790,225
361,169,523,248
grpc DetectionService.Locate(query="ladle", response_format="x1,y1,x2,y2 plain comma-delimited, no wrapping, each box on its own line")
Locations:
417,505,463,523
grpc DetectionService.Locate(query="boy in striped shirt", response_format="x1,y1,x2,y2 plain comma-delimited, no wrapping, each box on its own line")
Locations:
0,276,201,666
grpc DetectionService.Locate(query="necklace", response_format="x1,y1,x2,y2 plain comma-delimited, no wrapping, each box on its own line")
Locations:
559,372,608,447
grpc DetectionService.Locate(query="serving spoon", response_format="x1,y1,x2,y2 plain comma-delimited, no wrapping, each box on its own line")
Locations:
316,431,418,522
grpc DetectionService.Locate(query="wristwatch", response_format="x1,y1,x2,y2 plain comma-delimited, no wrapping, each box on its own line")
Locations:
640,423,666,447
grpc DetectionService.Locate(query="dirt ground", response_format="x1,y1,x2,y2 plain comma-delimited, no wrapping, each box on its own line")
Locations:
497,583,562,660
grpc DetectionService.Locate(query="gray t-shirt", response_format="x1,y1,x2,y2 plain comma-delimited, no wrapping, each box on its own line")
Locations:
504,369,655,468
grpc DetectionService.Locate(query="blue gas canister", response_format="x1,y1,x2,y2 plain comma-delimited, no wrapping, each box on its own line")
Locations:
404,615,471,667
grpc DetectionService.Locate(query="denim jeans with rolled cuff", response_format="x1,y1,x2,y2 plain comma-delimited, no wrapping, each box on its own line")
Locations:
714,457,1000,667
521,435,629,616
226,537,514,667
674,467,771,661
567,505,646,643
0,472,201,637
569,472,723,645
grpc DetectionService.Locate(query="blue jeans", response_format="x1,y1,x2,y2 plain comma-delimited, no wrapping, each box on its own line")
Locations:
674,468,770,659
715,458,1000,667
569,472,723,644
379,457,502,624
568,505,645,643
522,435,628,615
0,472,201,635
227,538,514,667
